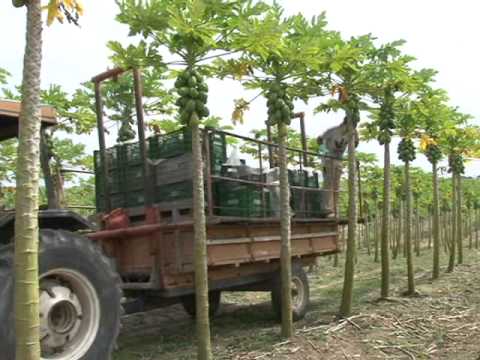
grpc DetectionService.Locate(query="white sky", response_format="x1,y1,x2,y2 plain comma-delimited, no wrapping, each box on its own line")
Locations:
2,0,480,176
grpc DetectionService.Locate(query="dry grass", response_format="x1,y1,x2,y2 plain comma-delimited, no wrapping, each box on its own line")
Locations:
114,244,480,360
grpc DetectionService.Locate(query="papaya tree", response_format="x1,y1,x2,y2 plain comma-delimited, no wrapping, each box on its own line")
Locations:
395,100,422,295
441,121,479,269
417,88,450,279
360,40,431,299
216,8,335,336
4,84,98,209
316,34,376,317
10,1,84,358
115,0,269,356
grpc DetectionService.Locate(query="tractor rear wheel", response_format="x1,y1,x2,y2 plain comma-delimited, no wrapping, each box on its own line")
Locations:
0,229,122,360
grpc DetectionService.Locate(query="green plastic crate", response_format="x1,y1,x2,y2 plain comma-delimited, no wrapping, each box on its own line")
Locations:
155,180,193,203
288,170,308,186
209,132,227,175
149,128,192,159
215,181,270,217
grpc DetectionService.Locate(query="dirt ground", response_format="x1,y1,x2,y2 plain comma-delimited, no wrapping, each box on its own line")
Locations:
114,246,480,360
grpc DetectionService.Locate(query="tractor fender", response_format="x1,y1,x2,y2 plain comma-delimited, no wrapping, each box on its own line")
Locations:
0,209,94,246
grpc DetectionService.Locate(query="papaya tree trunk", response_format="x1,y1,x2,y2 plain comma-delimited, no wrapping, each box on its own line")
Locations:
456,175,463,265
404,160,415,295
476,208,479,249
14,0,43,358
338,118,357,317
374,212,379,263
432,161,440,279
415,200,420,257
380,142,390,298
365,213,370,255
468,209,473,249
447,173,457,272
277,121,293,338
191,121,212,360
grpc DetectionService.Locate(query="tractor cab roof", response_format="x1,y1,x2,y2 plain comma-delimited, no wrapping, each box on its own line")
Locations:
0,99,56,141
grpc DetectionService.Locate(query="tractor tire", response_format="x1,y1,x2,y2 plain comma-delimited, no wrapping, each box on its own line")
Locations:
271,262,310,322
181,290,222,318
0,229,122,360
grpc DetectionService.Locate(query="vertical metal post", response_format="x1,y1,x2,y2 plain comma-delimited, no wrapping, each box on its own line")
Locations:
94,81,111,212
298,112,308,167
203,130,214,217
266,123,274,168
133,69,152,207
258,143,266,217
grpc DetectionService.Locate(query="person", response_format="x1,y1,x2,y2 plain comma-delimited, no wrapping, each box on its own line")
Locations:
317,118,358,217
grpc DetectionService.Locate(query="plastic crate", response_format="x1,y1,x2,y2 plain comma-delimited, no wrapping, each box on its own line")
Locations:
117,141,143,167
306,172,319,188
215,181,270,217
149,128,192,159
123,164,145,192
155,153,193,186
125,190,146,208
209,132,227,175
288,170,308,186
155,180,193,203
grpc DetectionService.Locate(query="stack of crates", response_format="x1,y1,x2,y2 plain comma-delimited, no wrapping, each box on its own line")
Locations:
289,170,308,217
150,128,228,204
94,141,146,212
305,172,323,217
209,131,227,175
288,170,323,218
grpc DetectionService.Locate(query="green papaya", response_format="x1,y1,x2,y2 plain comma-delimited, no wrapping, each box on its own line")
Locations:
174,77,187,89
185,99,197,113
275,99,285,109
266,116,276,126
180,110,192,124
189,88,199,98
188,76,197,87
274,110,283,122
178,87,190,97
198,82,208,93
199,105,210,118
198,92,208,103
175,97,187,107
179,71,189,82
193,73,203,83
271,83,281,92
268,92,278,102
12,0,25,8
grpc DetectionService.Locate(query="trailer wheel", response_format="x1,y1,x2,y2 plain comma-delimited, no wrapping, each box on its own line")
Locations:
271,262,310,322
181,291,221,318
0,230,122,360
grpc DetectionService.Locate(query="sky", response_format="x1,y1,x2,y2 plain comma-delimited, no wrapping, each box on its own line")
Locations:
2,0,480,176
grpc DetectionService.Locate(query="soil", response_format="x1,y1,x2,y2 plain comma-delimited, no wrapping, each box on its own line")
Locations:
114,247,480,360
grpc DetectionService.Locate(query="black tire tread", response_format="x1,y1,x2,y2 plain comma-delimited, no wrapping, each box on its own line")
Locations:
0,230,123,360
